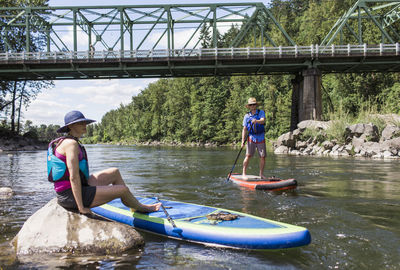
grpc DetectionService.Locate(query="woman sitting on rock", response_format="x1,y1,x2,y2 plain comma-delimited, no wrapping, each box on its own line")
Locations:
47,110,161,215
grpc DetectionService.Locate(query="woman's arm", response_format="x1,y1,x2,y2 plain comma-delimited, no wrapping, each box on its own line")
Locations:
64,139,91,214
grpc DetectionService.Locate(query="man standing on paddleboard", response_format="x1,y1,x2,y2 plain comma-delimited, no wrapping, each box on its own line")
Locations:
241,97,266,180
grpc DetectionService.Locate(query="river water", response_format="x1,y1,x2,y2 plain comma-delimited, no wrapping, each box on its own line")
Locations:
0,144,399,269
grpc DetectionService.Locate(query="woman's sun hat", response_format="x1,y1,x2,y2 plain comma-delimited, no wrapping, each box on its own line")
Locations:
57,110,96,133
245,97,261,108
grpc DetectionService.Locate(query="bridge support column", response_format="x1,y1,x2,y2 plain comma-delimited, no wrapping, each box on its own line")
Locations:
290,74,302,131
290,68,322,130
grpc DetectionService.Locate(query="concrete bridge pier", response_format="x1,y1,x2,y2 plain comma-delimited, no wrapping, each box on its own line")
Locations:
290,68,322,131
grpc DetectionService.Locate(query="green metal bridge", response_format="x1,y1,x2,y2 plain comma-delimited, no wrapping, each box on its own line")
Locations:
1,1,400,80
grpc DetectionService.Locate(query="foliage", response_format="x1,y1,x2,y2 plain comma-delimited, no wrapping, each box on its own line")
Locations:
0,0,53,133
325,102,352,144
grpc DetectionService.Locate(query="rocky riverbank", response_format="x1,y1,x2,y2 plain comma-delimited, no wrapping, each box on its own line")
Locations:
274,114,400,159
0,131,47,152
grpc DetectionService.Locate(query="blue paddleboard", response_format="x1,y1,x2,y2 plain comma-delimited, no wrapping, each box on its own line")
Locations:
91,197,311,250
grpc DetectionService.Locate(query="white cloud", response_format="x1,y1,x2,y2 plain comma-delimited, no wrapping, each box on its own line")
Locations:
24,78,157,126
55,26,89,51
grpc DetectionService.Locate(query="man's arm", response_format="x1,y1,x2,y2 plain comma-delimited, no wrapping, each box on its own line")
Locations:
241,126,248,147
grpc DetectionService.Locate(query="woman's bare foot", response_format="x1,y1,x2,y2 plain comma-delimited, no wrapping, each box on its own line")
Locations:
131,203,162,213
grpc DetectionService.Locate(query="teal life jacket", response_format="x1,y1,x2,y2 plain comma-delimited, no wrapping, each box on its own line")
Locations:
246,109,265,135
47,136,89,184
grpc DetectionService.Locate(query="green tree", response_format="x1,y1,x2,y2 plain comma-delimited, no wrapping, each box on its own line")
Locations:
0,0,53,134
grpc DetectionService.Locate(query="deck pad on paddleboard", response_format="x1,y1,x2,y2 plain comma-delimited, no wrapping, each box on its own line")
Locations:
92,197,310,250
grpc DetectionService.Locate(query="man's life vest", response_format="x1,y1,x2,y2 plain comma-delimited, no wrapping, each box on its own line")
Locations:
47,136,89,185
246,109,265,135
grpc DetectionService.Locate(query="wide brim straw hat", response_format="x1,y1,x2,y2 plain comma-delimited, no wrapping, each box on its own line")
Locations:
245,97,261,108
57,110,96,133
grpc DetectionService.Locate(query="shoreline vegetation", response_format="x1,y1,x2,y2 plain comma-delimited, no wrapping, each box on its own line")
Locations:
2,113,400,160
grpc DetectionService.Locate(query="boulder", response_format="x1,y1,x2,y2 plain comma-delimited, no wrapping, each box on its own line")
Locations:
346,123,379,142
13,198,144,255
297,120,331,131
321,140,334,150
0,187,13,199
381,125,400,142
370,114,400,125
382,137,400,151
276,131,296,148
362,142,382,157
274,145,289,154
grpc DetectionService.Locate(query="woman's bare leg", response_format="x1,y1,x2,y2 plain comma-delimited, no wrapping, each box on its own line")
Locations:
88,168,125,186
88,168,161,212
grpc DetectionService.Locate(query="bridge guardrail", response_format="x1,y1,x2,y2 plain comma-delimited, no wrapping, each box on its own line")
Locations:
0,44,399,62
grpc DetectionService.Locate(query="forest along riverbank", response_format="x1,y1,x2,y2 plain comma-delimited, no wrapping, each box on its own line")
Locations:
2,113,400,158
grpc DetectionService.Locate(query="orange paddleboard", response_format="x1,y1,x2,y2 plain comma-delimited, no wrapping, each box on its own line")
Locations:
229,173,297,191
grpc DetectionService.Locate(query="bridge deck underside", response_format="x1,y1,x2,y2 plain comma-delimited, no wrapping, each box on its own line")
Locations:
1,54,399,80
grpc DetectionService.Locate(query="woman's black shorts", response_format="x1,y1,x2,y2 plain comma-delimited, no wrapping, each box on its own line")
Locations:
56,186,96,210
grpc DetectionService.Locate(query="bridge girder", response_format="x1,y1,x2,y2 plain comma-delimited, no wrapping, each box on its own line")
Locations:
321,0,400,46
0,3,295,53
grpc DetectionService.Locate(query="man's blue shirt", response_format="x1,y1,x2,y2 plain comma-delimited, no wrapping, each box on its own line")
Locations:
243,109,266,143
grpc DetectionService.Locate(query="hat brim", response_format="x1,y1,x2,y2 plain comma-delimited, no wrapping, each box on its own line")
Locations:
57,119,96,133
245,102,261,108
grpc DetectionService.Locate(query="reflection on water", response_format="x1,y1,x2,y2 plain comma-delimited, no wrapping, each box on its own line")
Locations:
0,145,399,269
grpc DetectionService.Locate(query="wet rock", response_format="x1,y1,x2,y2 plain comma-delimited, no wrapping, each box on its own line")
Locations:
0,187,13,199
13,199,144,255
274,145,289,154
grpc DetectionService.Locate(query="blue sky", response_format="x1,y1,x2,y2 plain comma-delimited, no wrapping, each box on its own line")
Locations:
24,0,271,126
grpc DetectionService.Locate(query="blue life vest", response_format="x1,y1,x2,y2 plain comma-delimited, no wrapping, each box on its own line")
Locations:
47,136,89,184
246,109,265,135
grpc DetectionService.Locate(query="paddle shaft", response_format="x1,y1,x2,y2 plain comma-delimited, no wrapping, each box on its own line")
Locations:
156,197,178,229
226,120,258,182
226,132,249,182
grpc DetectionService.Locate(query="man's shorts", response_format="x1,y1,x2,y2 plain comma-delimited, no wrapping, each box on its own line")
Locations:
246,140,266,158
56,186,96,210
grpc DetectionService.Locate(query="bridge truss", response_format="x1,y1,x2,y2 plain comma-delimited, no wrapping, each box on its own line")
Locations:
0,3,294,54
322,0,400,46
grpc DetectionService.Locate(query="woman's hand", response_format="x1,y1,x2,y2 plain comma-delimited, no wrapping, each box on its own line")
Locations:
79,207,93,215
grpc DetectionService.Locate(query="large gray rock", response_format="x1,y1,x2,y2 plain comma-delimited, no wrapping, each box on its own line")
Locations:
0,187,13,199
381,125,400,142
297,120,331,131
276,131,296,148
13,198,144,255
274,145,289,154
346,123,379,142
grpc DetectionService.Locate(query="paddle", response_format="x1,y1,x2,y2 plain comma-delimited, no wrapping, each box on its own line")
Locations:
226,136,247,182
226,121,254,182
155,197,183,234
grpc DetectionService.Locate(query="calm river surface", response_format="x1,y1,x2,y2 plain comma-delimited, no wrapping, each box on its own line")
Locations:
0,144,399,269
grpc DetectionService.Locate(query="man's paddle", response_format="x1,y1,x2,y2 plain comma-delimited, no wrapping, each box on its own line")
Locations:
226,121,255,182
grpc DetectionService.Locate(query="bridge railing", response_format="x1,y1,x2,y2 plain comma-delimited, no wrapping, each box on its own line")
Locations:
0,44,399,61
